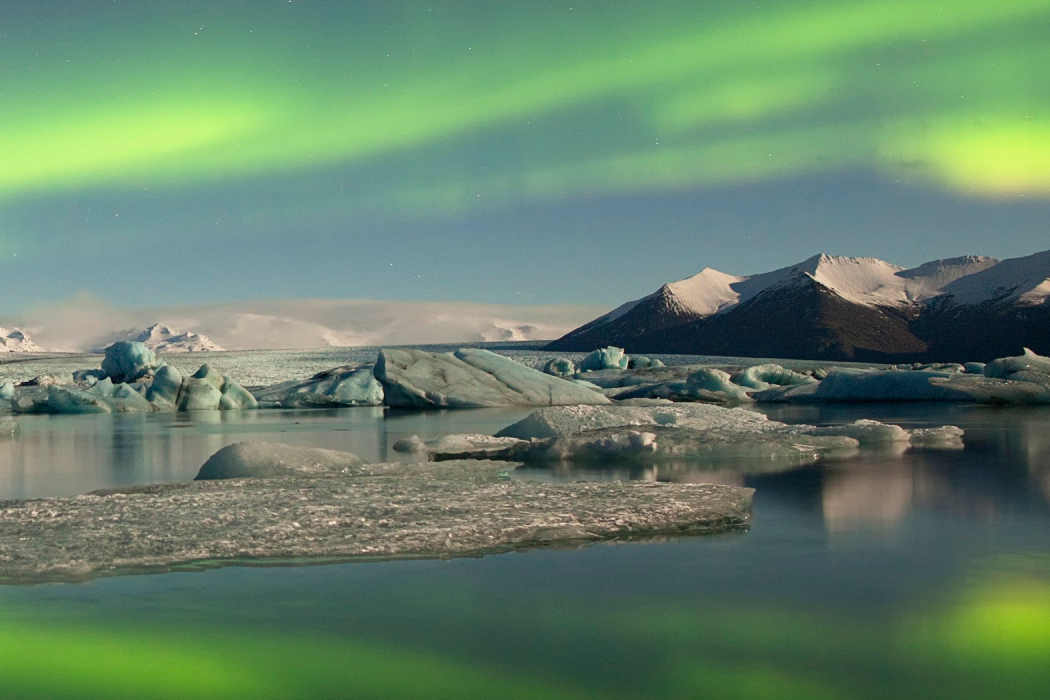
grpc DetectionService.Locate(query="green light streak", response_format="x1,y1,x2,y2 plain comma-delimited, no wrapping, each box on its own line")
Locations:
0,0,1047,206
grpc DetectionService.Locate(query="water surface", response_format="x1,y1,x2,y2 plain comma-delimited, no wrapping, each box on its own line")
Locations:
1,402,1047,699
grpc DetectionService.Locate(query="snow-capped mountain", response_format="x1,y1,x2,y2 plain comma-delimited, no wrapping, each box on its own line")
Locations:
546,250,1050,362
106,323,225,353
0,327,45,353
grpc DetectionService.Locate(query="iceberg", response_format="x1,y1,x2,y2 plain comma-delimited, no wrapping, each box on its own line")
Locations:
100,341,158,383
252,366,383,408
931,349,1050,404
578,346,630,372
46,379,154,414
177,364,258,411
480,404,961,465
542,357,577,377
733,364,817,391
375,348,609,408
196,442,367,480
754,368,971,403
438,424,858,467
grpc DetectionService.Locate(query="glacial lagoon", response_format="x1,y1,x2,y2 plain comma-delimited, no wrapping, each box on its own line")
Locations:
0,350,1048,699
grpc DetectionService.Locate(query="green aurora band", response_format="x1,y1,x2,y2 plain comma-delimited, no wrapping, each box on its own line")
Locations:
1,0,1047,216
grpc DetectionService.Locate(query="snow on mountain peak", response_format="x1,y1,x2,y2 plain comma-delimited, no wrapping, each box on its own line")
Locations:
0,327,44,353
128,323,225,353
623,249,1050,324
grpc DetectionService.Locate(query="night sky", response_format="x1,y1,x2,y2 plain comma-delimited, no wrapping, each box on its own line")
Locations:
2,0,1048,313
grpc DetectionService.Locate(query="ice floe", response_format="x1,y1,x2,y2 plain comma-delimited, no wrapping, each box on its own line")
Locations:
0,446,753,582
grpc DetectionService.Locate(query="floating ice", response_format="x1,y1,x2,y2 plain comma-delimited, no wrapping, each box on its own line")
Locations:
930,349,1050,404
755,368,971,403
734,364,817,391
481,404,960,466
542,357,576,377
46,379,154,414
628,356,665,369
0,467,752,582
376,348,609,408
177,364,258,411
196,442,367,480
578,346,629,372
100,341,158,383
253,365,383,408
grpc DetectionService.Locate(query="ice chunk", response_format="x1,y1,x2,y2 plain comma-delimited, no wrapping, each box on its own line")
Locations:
195,442,366,480
984,348,1050,379
932,349,1050,404
627,356,665,369
252,365,383,408
490,403,958,461
734,364,817,391
931,374,1050,405
964,362,986,374
578,346,629,372
375,348,609,408
495,403,780,440
145,365,184,409
756,368,971,402
442,424,858,466
393,433,526,457
542,357,576,377
101,341,158,383
685,368,753,402
46,379,154,414
806,419,910,443
0,382,13,400
174,364,258,411
909,425,965,449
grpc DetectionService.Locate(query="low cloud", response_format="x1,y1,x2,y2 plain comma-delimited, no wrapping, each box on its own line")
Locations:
10,294,605,352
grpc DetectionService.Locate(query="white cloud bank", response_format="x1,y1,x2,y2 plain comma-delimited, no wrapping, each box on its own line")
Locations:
11,293,605,353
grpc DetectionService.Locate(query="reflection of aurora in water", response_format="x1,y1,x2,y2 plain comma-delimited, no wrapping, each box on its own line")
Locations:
0,403,1048,697
0,557,1047,699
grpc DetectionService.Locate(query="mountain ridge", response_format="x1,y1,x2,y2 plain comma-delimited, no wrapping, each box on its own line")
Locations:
546,249,1050,362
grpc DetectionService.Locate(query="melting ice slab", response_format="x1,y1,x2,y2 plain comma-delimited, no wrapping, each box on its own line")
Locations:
0,456,751,583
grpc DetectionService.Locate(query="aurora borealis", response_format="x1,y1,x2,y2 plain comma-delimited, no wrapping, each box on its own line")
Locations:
2,0,1048,311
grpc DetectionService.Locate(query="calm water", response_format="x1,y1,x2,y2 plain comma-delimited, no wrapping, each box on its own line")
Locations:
1,403,1048,699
